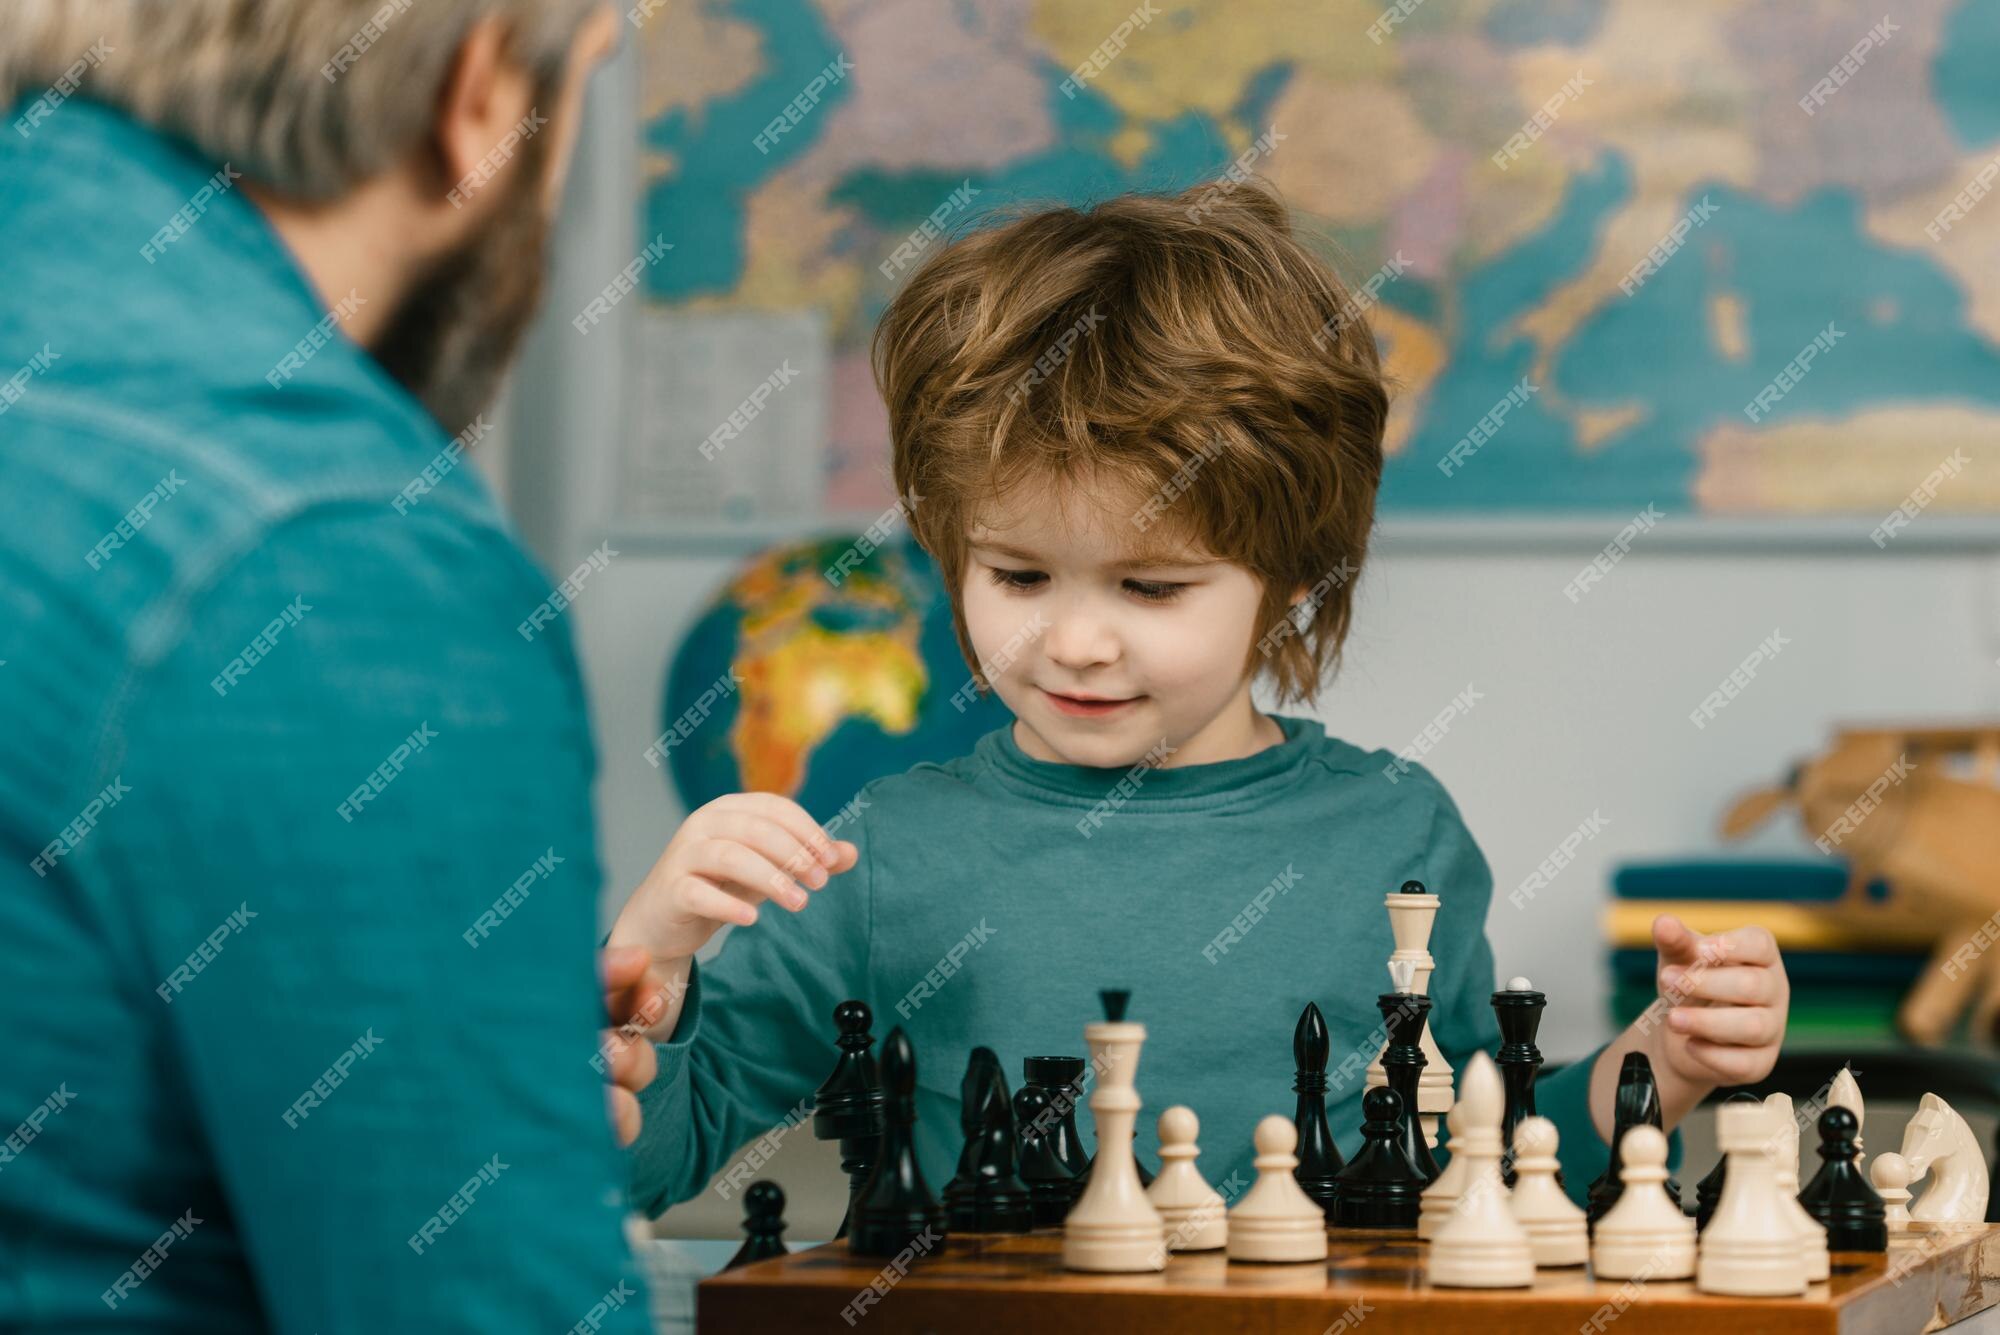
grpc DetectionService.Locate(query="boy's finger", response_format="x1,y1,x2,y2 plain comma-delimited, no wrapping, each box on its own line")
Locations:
735,792,847,868
1658,963,1779,1006
609,1087,643,1146
1652,913,1707,966
1668,1004,1781,1046
1682,1036,1774,1086
1708,924,1780,967
698,840,816,910
601,1028,659,1092
599,944,651,993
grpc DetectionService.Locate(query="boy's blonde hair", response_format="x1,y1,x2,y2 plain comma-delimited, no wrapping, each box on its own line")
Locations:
873,178,1388,708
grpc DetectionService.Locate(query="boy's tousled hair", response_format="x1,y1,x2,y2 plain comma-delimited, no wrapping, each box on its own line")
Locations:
873,177,1388,708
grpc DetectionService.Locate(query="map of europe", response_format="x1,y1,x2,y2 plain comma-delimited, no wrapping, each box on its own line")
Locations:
638,0,2000,516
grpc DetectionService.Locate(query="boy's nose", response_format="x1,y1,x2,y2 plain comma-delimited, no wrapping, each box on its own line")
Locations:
1042,602,1120,671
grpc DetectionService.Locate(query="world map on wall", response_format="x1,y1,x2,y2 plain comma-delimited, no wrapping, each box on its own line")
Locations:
637,0,2000,516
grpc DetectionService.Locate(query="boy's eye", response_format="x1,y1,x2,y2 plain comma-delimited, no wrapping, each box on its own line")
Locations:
984,568,1185,603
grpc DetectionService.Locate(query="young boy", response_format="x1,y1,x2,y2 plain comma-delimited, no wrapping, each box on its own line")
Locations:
611,180,1790,1218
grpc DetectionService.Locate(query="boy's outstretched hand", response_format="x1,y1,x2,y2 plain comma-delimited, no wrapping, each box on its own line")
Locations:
1651,912,1790,1088
1589,912,1791,1142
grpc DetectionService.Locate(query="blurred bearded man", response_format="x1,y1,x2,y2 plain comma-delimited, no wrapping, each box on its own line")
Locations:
0,4,667,1330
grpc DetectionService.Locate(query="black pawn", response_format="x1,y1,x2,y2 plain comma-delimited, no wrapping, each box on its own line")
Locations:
1013,1084,1079,1226
1491,980,1548,1188
1378,986,1440,1183
812,999,884,1240
850,1027,947,1258
943,1047,1002,1218
1332,1087,1427,1228
1694,1092,1760,1232
1798,1105,1886,1251
1292,1001,1343,1219
967,1064,1034,1231
723,1180,788,1269
1587,1052,1678,1227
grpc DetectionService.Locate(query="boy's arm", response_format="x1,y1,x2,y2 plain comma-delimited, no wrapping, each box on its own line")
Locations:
627,798,876,1218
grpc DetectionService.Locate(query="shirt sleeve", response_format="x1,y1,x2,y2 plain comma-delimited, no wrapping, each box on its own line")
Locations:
1405,764,1626,1210
91,506,649,1333
627,789,877,1219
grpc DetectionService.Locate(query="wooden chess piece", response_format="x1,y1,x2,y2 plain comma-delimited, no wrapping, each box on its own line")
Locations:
1695,1100,1807,1295
1588,1052,1676,1227
1069,994,1157,1189
1900,1093,1988,1224
850,1027,947,1259
812,999,884,1240
1147,1106,1227,1252
958,1060,1034,1233
1062,993,1166,1271
1830,1064,1865,1173
1333,1086,1427,1229
1378,961,1440,1183
1764,1092,1830,1281
723,1180,788,1270
1592,1125,1695,1280
1694,1092,1760,1233
1367,880,1452,1146
1292,1001,1342,1219
1227,1115,1328,1263
1429,1052,1535,1288
1871,1152,1913,1228
1799,1105,1886,1252
1491,976,1548,1188
1417,1097,1469,1241
945,1047,1002,1227
1021,1056,1092,1184
1014,1084,1079,1227
1507,1116,1587,1266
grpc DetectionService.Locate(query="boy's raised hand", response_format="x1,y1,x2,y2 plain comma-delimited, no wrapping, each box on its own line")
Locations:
1651,912,1791,1087
610,791,858,967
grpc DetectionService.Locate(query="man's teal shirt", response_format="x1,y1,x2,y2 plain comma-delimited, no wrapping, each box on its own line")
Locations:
0,101,647,1330
635,714,1637,1217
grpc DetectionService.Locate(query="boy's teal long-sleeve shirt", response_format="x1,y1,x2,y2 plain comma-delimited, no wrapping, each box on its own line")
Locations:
636,714,1635,1216
0,101,646,1330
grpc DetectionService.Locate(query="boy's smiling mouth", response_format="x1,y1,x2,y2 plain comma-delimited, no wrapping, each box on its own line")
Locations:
1042,688,1143,717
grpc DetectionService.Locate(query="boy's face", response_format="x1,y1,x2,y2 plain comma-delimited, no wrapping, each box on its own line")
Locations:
962,474,1280,769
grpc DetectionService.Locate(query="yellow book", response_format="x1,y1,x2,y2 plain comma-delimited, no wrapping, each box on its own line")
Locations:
1604,900,1935,953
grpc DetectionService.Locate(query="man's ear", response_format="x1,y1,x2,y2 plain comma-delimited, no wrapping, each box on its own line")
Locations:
429,15,537,202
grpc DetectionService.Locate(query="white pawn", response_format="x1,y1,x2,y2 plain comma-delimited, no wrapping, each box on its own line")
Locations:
1592,1124,1695,1280
1872,1152,1913,1228
1227,1115,1328,1264
1147,1106,1227,1253
1696,1100,1808,1296
1417,1098,1469,1241
1429,1051,1535,1288
1506,1116,1587,1266
1764,1092,1829,1283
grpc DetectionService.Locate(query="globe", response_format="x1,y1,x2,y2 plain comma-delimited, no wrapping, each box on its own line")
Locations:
660,530,1012,819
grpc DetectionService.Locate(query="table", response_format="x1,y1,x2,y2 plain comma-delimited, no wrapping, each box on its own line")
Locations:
699,1223,2000,1333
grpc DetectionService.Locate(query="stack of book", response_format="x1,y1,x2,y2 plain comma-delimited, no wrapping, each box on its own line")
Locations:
1605,861,1931,1044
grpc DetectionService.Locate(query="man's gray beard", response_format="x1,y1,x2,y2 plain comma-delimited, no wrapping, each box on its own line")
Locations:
371,135,552,442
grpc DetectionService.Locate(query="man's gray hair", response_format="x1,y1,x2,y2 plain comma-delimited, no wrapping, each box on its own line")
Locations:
2,0,598,199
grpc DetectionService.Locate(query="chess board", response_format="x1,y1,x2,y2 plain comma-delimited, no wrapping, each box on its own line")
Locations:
699,1223,2000,1333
